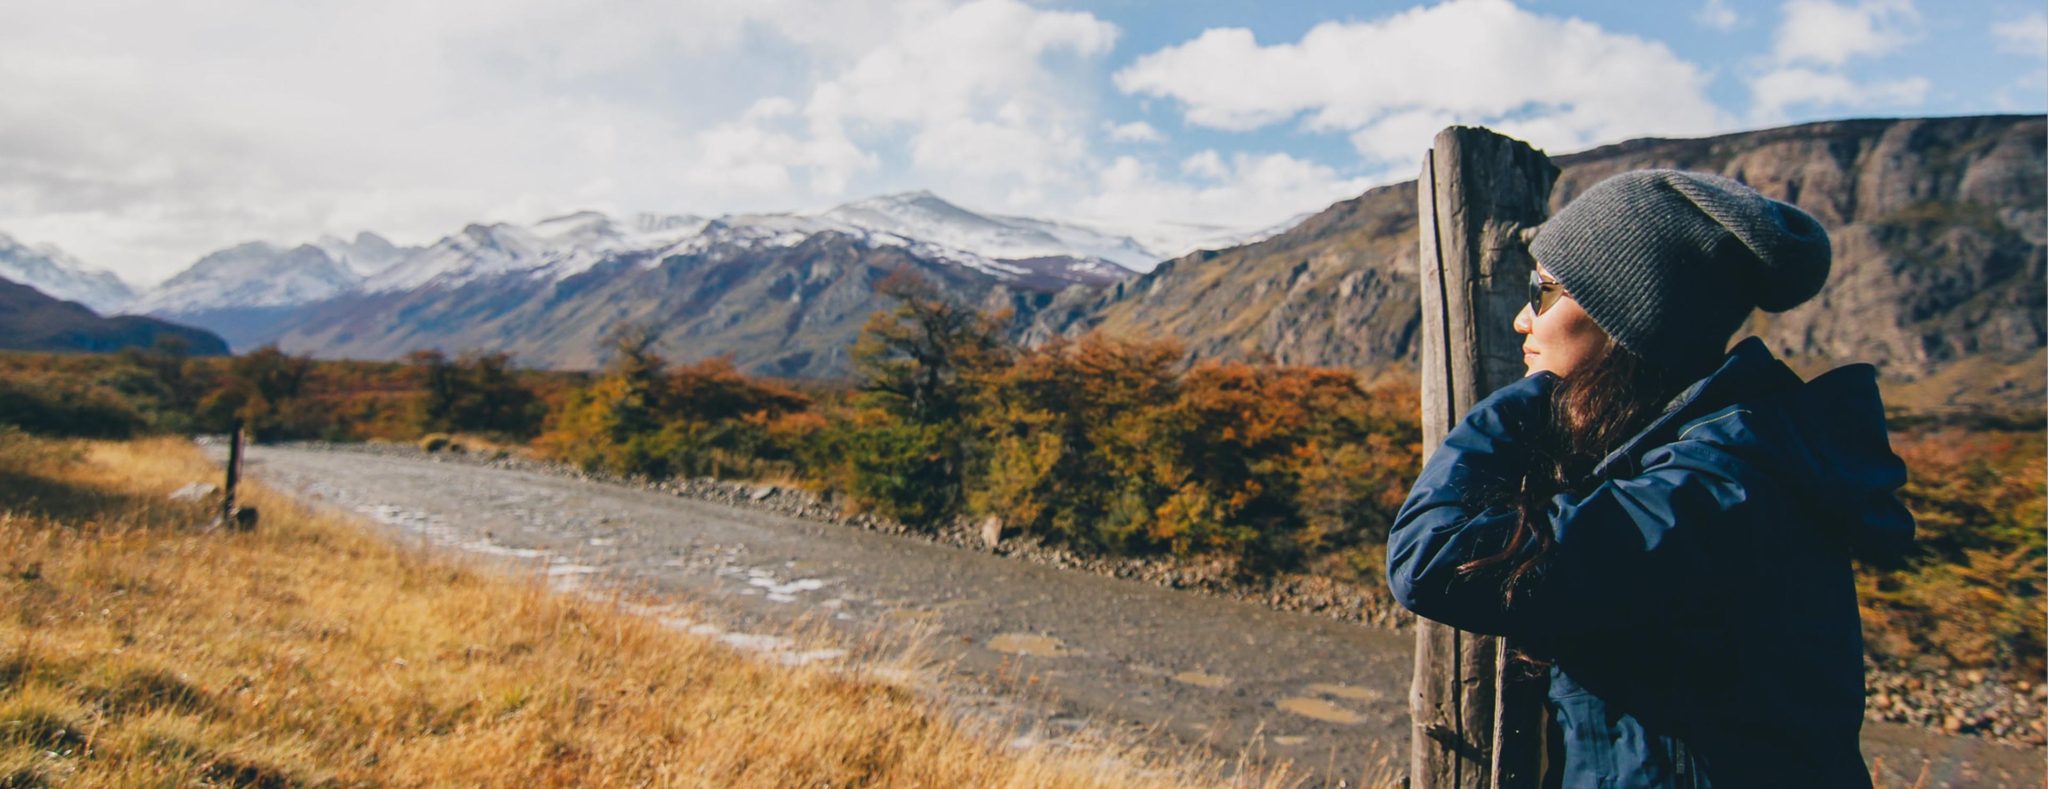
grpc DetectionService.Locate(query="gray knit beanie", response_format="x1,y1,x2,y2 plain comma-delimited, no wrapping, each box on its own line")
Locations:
1529,169,1832,378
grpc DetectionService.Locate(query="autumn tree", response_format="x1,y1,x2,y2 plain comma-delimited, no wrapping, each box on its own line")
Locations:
969,332,1182,550
408,349,545,438
841,271,1012,526
199,345,317,441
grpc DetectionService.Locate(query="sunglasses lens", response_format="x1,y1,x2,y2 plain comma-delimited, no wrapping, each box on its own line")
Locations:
1529,269,1563,315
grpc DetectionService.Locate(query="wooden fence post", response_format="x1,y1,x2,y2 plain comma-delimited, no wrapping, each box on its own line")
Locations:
220,421,255,531
1410,126,1559,787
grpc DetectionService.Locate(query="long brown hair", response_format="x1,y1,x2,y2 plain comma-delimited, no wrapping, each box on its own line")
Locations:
1456,338,1687,606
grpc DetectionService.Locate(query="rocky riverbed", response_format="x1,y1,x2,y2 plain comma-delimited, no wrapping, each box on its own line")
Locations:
268,438,2045,752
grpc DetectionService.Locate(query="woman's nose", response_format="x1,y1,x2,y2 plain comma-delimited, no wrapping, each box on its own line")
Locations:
1512,302,1534,334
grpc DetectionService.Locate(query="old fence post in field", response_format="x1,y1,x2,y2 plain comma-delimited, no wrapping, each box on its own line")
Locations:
221,420,255,531
1411,126,1558,787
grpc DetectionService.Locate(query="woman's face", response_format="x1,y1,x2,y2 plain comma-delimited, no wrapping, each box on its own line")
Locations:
1514,265,1609,378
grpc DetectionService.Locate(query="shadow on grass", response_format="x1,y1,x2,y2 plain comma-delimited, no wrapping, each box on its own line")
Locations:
0,467,207,530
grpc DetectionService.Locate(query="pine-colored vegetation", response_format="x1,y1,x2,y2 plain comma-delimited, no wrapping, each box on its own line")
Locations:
1,277,2040,681
0,432,1213,786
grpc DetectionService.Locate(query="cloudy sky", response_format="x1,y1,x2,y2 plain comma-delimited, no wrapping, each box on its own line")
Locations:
3,0,2043,284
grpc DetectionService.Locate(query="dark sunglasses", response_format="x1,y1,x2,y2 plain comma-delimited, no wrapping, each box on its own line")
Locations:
1528,269,1568,316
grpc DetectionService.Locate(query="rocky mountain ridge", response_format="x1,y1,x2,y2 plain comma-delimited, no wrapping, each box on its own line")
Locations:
1028,114,2045,412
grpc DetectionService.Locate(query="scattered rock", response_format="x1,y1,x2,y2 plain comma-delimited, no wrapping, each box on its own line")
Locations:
168,482,217,503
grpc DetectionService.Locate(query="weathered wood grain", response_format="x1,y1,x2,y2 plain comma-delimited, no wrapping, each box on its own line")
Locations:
1409,126,1559,788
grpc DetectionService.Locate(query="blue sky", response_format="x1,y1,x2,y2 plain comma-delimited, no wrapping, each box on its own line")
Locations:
2,0,2042,282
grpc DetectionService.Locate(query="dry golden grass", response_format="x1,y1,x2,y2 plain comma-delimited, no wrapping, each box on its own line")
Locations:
0,433,1260,787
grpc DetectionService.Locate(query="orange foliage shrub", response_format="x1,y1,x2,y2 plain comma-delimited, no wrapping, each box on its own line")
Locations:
534,336,814,480
965,332,1421,565
1861,427,2046,677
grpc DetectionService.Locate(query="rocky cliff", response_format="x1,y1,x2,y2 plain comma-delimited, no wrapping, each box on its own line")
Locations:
1029,115,2046,413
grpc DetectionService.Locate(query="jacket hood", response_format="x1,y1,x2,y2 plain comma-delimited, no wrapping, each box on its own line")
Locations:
1594,337,1916,562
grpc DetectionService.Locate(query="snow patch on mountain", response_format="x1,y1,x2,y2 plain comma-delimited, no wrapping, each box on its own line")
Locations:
313,231,412,277
365,212,710,292
0,232,135,313
130,242,362,314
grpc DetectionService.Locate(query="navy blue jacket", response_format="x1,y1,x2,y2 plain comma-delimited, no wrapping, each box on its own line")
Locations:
1387,338,1914,787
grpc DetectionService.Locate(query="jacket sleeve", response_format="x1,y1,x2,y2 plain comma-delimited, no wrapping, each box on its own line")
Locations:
1385,373,1757,639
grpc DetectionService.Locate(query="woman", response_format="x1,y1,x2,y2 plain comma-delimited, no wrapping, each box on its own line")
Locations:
1386,170,1915,787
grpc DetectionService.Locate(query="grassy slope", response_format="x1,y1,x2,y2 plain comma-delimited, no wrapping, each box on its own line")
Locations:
0,435,1214,787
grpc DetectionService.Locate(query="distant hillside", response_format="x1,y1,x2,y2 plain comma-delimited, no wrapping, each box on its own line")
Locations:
1028,115,2046,414
0,276,227,355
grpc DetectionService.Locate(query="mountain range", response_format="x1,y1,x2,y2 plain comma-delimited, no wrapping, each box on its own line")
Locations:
3,114,2039,411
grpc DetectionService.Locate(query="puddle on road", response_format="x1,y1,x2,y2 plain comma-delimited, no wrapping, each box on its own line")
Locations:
652,616,848,666
1306,683,1382,703
736,568,834,604
1173,671,1231,689
747,575,830,595
1276,697,1365,725
987,633,1073,657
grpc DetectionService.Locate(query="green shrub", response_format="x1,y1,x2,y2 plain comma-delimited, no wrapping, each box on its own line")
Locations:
0,373,146,439
841,421,961,527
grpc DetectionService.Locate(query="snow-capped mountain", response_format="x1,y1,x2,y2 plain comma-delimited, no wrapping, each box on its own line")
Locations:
135,191,1174,366
354,194,1155,296
313,231,411,277
0,232,135,313
363,212,708,293
816,191,1163,272
129,242,364,315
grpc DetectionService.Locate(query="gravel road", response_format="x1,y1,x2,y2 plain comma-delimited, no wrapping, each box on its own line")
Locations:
237,445,2042,786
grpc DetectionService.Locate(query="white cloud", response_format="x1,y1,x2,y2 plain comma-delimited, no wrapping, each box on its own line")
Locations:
0,0,1134,283
1749,67,1930,120
1747,0,1930,121
1772,0,1919,66
1111,0,1729,171
685,98,879,197
1696,0,1741,30
1107,121,1165,142
0,0,926,282
1993,13,2048,58
1180,150,1229,180
1081,151,1369,244
798,0,1116,194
